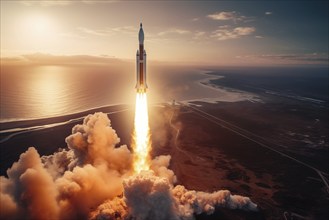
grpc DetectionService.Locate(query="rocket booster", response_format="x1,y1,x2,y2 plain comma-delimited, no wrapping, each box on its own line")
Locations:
136,23,147,93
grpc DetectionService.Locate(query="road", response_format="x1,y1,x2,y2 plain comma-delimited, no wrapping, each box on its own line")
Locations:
168,108,195,162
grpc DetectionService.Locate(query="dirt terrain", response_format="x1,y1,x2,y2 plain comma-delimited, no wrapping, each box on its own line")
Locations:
1,101,328,219
150,103,328,220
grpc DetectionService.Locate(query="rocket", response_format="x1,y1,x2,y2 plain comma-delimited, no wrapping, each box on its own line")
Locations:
136,23,148,93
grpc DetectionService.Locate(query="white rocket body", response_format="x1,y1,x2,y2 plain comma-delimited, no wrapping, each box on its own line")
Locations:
136,23,147,93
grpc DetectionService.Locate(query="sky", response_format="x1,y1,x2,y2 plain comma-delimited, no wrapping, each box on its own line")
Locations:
1,0,328,66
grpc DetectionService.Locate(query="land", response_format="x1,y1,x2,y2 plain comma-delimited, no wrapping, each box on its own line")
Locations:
149,100,328,220
1,98,328,219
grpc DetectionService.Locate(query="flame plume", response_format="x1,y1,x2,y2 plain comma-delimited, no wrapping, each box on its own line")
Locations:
132,92,151,173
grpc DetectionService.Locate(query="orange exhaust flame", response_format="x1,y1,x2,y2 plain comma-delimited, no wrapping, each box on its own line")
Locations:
132,92,151,173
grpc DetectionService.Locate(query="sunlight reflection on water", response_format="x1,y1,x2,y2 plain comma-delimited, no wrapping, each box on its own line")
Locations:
0,64,256,121
1,65,134,121
28,66,68,116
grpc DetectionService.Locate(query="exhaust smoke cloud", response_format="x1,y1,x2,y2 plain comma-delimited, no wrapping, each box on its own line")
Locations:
0,112,257,220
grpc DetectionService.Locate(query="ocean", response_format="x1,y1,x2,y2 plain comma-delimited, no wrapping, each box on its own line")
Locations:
1,64,327,122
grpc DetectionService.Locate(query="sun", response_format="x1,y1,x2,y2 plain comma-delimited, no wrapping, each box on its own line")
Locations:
24,15,54,37
30,17,50,34
18,14,58,47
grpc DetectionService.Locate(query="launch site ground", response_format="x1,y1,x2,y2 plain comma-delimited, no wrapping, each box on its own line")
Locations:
152,102,328,220
1,96,328,219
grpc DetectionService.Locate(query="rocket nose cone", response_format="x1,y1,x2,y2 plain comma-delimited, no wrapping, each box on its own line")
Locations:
138,24,144,44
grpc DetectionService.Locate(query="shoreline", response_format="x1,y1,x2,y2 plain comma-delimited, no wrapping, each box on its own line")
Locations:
0,102,129,123
0,104,130,131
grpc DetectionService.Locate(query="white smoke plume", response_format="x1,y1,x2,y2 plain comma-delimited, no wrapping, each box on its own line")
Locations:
0,112,257,220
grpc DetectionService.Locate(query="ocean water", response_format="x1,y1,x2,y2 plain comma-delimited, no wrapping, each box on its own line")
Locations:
0,64,252,122
1,65,134,121
207,66,329,103
1,64,327,122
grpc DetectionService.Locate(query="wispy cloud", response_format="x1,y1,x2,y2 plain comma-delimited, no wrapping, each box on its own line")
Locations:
80,0,118,4
76,26,137,37
158,28,191,36
1,53,125,65
255,35,264,39
20,0,117,6
259,53,328,62
207,11,248,22
237,53,329,65
111,26,137,35
208,11,236,20
234,27,255,35
193,31,206,40
20,1,74,6
265,12,273,15
77,27,113,36
59,32,87,39
211,26,255,40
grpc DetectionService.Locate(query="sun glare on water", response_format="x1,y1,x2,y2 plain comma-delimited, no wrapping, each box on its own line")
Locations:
132,92,151,173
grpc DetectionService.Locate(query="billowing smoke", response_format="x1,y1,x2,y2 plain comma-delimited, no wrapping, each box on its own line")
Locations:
0,112,257,220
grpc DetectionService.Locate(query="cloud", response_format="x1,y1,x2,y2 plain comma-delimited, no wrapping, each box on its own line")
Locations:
0,112,258,219
77,27,113,36
211,26,256,40
234,27,256,35
76,25,137,37
123,171,178,220
0,113,133,219
96,170,257,220
111,26,138,35
65,112,133,172
255,35,264,39
193,31,206,40
208,11,238,21
20,1,72,6
265,12,273,15
20,0,117,6
158,28,191,36
236,53,329,65
172,185,257,217
207,11,248,22
0,53,126,66
81,0,118,4
59,32,87,39
259,53,329,62
1,147,59,219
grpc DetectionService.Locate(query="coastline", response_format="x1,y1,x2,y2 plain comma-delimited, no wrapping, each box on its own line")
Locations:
0,70,260,129
0,104,130,131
